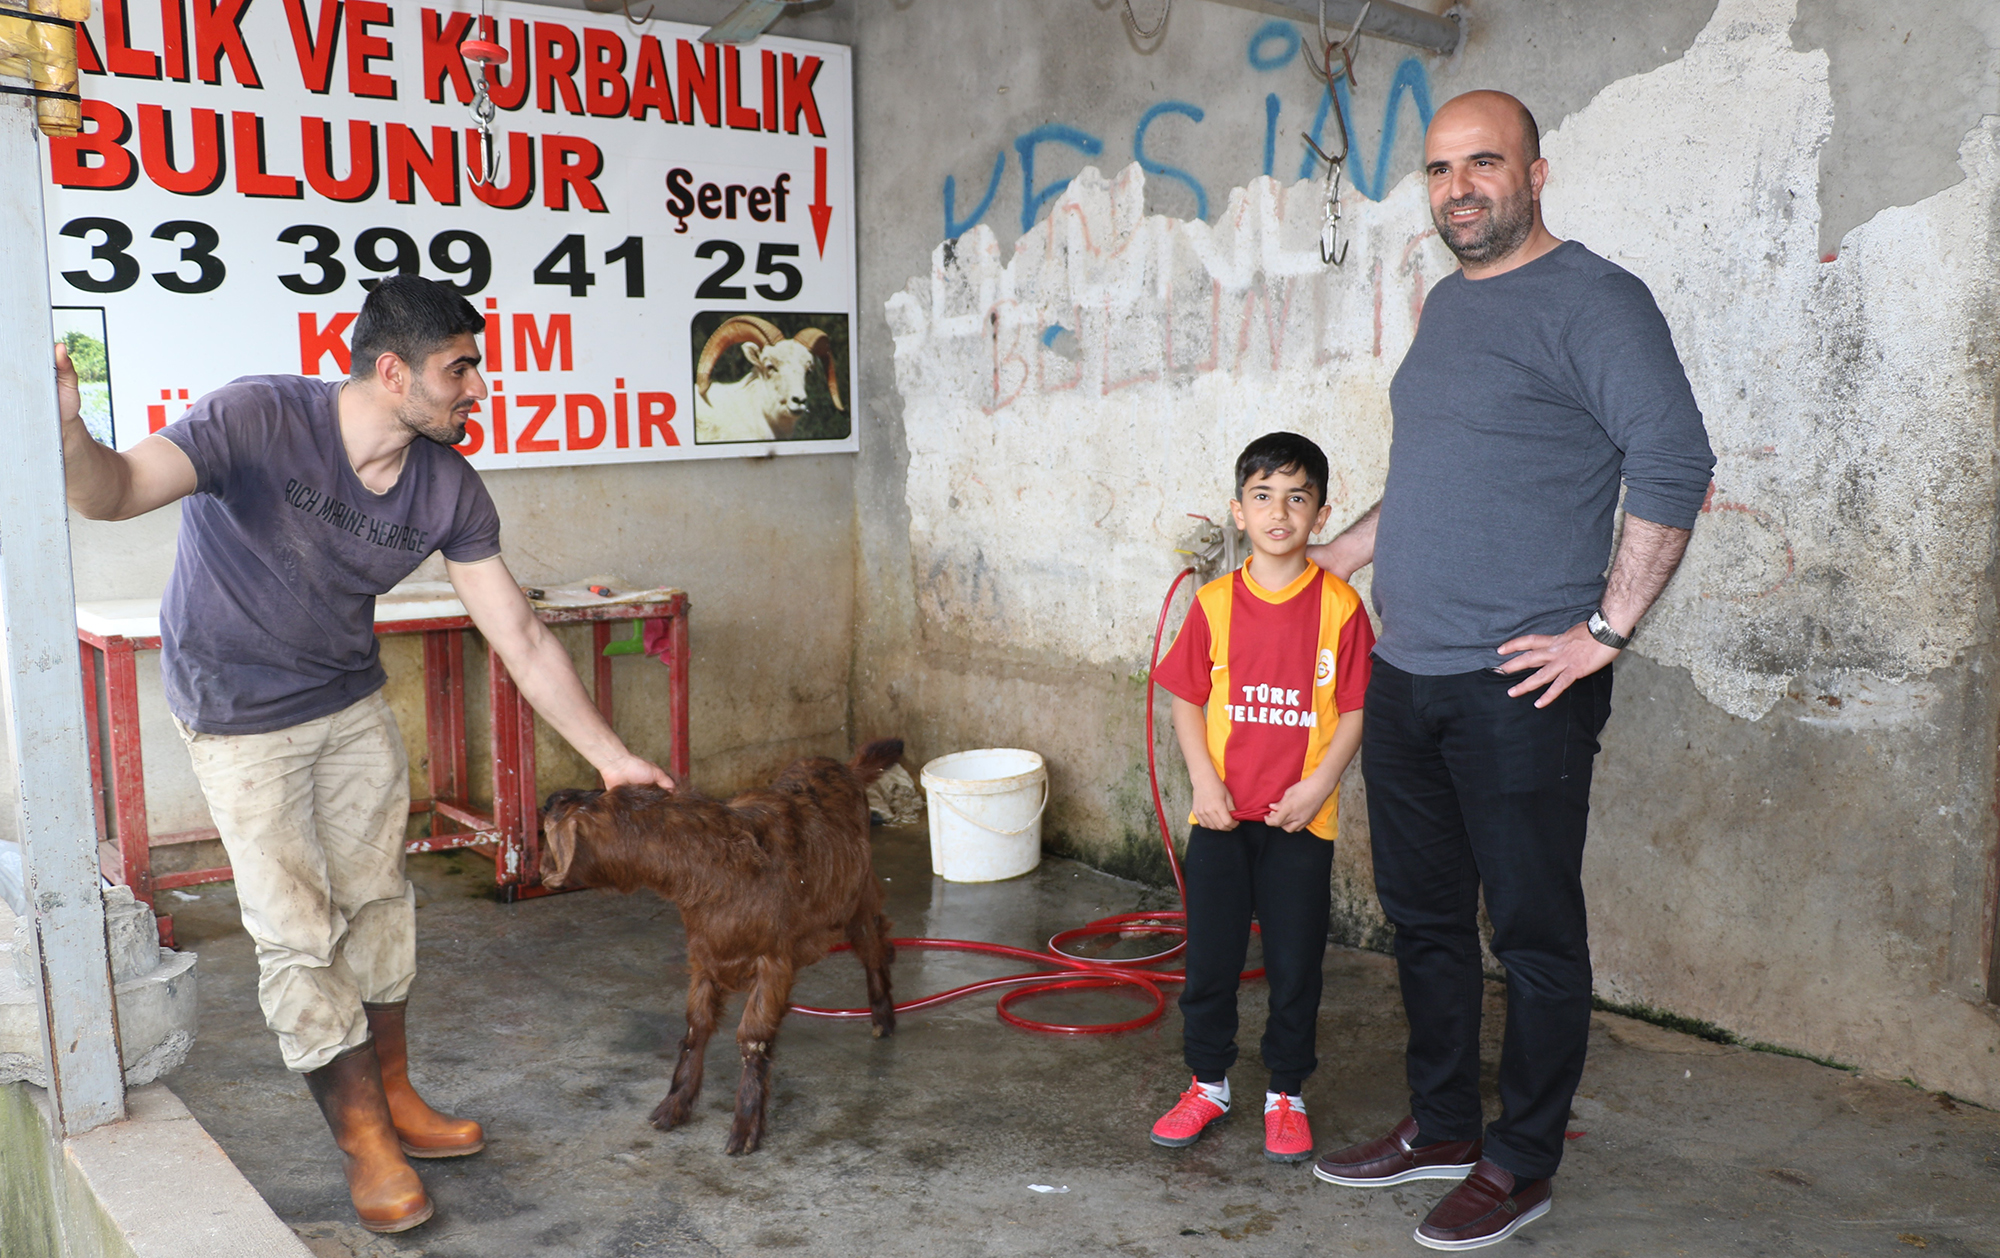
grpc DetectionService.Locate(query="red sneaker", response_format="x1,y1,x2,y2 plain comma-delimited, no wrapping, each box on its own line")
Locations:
1264,1094,1313,1163
1150,1078,1228,1147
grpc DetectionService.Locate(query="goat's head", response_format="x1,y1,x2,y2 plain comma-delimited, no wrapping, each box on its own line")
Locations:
538,787,604,888
695,316,845,437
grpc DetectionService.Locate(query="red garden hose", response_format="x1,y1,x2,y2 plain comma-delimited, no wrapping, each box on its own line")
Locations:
793,565,1264,1034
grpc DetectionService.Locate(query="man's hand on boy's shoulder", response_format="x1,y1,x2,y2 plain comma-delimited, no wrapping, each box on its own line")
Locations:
1266,779,1333,833
1192,780,1240,831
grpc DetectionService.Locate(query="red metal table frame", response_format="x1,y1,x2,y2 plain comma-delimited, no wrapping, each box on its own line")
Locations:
78,595,689,945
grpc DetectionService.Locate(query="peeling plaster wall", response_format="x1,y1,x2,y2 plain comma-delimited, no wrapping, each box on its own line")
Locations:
1793,0,2000,257
855,0,2000,1103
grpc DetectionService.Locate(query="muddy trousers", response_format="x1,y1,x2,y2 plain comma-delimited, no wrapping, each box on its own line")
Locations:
1361,659,1614,1182
177,690,416,1073
1178,820,1336,1096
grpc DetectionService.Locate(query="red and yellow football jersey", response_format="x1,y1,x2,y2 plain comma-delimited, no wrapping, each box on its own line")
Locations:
1151,562,1374,840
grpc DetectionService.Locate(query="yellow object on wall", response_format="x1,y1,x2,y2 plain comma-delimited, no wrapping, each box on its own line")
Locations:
0,0,90,137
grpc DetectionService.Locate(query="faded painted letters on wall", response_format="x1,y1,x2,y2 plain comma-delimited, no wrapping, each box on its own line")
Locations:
893,0,2000,723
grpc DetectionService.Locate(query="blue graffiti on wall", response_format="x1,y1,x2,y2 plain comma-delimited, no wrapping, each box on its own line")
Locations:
1134,101,1209,223
940,18,1436,239
1312,58,1435,199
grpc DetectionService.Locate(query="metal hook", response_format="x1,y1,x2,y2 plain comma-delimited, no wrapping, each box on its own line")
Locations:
1306,0,1369,87
1122,0,1168,38
1319,166,1349,266
1301,134,1350,267
468,87,499,187
622,0,654,29
461,20,508,189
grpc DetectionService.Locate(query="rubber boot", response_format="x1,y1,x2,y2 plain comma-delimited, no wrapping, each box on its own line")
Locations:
304,1042,433,1234
365,1001,486,1158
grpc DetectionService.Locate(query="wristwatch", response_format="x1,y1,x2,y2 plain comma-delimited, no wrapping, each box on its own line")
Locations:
1587,609,1631,650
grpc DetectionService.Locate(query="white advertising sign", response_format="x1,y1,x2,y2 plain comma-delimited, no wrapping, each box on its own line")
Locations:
42,0,856,466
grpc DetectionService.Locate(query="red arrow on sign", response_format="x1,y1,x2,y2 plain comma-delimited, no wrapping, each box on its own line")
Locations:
809,146,832,258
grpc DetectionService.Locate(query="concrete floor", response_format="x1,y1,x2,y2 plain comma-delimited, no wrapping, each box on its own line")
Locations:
159,824,2000,1258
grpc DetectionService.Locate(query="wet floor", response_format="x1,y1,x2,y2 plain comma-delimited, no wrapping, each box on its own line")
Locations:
161,823,2000,1257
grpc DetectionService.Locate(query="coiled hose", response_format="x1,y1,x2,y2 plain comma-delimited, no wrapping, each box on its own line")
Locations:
793,566,1265,1034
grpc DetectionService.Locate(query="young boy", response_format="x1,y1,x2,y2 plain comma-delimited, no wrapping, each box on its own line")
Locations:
1148,431,1374,1163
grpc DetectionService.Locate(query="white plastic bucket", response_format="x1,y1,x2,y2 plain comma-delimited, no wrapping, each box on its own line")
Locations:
919,749,1048,883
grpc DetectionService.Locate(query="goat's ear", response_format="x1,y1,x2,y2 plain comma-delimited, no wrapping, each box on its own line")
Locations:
739,343,766,371
541,810,578,887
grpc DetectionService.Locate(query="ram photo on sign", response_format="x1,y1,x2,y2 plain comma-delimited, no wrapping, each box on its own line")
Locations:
689,309,849,444
40,0,858,468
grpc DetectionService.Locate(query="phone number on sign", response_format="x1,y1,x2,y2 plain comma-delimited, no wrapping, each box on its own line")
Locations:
55,218,806,301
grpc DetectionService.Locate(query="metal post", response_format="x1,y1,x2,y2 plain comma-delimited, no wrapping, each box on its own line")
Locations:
1245,0,1462,56
0,96,125,1133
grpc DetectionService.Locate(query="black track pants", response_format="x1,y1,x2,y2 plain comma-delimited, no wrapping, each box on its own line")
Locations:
1178,819,1336,1095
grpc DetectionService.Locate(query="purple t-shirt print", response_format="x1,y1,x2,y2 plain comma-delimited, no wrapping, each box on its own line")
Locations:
157,375,502,735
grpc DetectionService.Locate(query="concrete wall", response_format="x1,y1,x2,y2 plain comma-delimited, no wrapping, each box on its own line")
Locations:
3,1082,130,1258
849,0,2000,1104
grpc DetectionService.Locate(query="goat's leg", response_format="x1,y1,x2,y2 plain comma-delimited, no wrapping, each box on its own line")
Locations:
654,967,723,1131
847,909,897,1038
725,956,796,1155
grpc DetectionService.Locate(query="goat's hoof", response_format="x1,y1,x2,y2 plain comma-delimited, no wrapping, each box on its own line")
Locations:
724,1130,761,1156
649,1098,691,1130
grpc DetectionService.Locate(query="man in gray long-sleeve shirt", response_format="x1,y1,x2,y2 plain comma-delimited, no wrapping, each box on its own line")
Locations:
1305,91,1715,1250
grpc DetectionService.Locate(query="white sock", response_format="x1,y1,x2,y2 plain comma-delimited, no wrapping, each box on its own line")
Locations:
1196,1078,1230,1107
1264,1091,1306,1115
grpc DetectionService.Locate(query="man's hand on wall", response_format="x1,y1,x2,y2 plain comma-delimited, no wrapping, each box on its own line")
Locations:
55,343,81,429
1496,623,1619,708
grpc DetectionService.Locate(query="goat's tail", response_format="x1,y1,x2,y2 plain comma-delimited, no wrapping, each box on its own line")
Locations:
849,738,905,787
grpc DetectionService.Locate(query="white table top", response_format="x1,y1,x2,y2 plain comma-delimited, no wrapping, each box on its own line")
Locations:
75,577,677,641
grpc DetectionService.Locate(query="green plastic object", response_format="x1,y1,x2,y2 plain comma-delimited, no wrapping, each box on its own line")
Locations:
601,621,646,657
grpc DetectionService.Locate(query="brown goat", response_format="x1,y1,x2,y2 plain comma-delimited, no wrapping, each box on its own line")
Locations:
539,739,900,1154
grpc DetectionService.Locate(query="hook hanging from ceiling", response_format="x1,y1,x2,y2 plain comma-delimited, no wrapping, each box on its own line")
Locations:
1302,132,1350,267
1306,0,1368,88
1299,0,1368,266
1122,0,1169,39
460,4,510,188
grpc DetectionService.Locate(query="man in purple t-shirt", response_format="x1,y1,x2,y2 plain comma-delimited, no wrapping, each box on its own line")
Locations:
58,277,673,1235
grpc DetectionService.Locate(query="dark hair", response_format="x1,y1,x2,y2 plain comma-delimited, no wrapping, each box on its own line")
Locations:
1235,432,1329,505
349,276,484,380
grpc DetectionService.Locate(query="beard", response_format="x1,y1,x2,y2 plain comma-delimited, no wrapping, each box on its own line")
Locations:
397,374,471,447
1433,182,1536,265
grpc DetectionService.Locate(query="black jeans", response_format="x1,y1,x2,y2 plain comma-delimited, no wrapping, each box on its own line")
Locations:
1362,658,1614,1180
1178,819,1336,1095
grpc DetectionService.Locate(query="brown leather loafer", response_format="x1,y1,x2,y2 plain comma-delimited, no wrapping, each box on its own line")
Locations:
1312,1116,1481,1186
1413,1158,1551,1251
